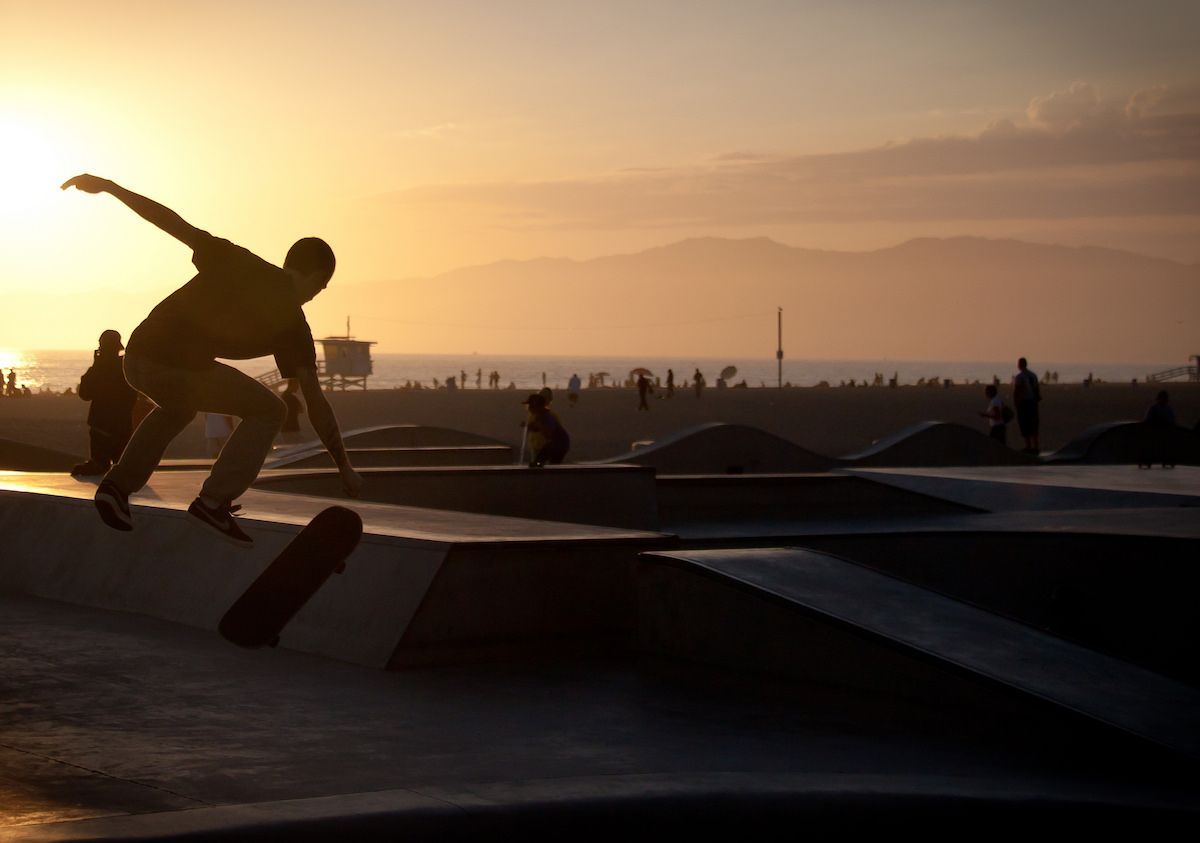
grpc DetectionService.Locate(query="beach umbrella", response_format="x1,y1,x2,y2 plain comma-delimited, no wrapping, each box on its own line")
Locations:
629,367,653,378
594,371,611,386
720,365,737,381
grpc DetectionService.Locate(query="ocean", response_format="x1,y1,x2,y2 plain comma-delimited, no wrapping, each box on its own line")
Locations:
0,349,1183,393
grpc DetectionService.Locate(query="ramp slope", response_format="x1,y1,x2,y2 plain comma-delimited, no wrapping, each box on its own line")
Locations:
840,421,1039,467
596,423,833,474
643,547,1200,761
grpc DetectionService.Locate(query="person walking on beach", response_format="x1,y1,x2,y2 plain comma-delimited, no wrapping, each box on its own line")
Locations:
567,373,581,406
71,329,137,477
666,368,675,398
1011,357,1041,454
636,373,652,411
63,173,361,546
693,368,705,398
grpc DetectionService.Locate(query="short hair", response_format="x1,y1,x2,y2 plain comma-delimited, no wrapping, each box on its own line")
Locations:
1018,357,1028,369
284,237,336,280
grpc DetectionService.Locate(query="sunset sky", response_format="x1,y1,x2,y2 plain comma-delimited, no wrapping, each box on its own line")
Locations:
2,0,1198,353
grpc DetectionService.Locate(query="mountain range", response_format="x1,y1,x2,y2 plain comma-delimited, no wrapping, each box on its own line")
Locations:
307,236,1199,362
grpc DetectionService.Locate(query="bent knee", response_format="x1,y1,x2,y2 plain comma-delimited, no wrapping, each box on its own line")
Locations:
244,393,287,428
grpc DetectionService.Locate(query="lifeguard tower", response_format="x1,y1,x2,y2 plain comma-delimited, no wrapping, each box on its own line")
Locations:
317,319,377,391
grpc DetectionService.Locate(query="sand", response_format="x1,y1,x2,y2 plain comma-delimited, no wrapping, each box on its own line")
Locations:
2,382,1196,464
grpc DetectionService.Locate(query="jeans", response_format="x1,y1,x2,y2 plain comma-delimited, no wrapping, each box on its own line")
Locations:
107,352,285,504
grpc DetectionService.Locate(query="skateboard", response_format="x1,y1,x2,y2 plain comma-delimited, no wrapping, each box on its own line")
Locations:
219,506,363,648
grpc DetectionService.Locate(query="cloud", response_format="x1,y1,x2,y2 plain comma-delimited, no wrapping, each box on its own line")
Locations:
381,83,1200,229
391,122,459,140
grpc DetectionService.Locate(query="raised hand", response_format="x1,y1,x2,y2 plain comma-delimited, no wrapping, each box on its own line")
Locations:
61,174,113,194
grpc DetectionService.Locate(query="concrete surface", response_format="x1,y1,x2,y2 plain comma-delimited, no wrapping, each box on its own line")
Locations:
594,422,834,474
839,421,1039,467
643,548,1200,761
2,594,1196,839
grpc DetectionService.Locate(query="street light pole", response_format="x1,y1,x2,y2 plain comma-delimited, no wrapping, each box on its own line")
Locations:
776,307,783,389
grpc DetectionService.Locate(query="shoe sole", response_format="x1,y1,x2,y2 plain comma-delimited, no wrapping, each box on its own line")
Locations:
95,491,133,532
187,511,254,548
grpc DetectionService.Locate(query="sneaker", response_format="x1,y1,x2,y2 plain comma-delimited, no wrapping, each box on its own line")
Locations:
187,497,253,547
95,479,133,531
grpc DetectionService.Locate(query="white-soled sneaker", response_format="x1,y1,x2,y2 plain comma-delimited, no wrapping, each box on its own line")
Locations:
95,479,133,531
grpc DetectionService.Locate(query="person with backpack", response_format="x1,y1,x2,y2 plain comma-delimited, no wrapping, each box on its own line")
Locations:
71,329,137,477
1011,357,1042,454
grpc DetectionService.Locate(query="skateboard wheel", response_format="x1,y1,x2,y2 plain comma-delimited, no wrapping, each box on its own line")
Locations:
269,636,280,648
334,562,346,574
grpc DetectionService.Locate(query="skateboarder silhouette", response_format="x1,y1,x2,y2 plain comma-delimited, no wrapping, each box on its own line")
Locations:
63,174,362,546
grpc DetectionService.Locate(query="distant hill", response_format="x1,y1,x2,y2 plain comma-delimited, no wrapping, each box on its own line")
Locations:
308,236,1199,361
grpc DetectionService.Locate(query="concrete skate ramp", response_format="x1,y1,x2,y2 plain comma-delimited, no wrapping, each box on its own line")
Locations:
597,423,834,474
1046,421,1200,465
254,464,659,530
840,421,1039,467
265,424,514,468
0,438,82,472
640,548,1200,762
267,444,513,469
0,473,667,669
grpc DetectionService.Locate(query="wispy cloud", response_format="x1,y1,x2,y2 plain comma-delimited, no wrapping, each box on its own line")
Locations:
390,122,460,140
381,83,1200,229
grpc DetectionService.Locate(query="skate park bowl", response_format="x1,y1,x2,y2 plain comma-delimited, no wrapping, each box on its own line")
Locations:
0,437,82,472
839,421,1040,467
594,422,834,474
0,472,670,669
1044,421,1200,465
254,464,659,530
637,547,1200,763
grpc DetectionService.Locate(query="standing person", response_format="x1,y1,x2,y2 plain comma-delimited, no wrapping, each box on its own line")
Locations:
666,368,675,398
1011,357,1042,454
63,173,361,546
5,369,15,397
522,392,569,467
636,373,652,411
567,373,581,406
978,384,1009,445
71,329,137,477
693,368,705,398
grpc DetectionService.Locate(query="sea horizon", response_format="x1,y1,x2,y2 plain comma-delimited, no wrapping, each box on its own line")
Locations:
0,349,1187,394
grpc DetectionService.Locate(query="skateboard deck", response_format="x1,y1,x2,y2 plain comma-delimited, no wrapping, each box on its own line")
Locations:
219,506,363,649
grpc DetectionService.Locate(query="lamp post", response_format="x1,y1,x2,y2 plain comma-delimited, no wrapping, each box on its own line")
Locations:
776,307,783,389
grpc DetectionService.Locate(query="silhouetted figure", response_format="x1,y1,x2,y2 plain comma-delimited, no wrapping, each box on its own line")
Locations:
567,373,581,406
64,173,361,546
978,383,1009,445
4,369,15,397
476,368,482,389
71,329,137,477
666,368,675,397
693,368,705,398
522,392,569,467
637,374,652,410
1012,357,1041,454
1140,389,1178,469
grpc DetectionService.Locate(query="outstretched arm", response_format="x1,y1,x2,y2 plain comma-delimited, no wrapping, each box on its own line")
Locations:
296,366,363,498
61,174,203,249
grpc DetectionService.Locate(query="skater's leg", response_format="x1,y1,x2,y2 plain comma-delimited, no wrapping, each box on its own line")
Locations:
194,363,285,504
105,355,197,495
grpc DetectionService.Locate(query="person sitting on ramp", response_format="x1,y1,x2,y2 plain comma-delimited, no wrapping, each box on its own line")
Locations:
62,173,362,546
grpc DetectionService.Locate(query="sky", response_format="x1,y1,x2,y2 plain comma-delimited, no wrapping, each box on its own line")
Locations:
2,0,1198,352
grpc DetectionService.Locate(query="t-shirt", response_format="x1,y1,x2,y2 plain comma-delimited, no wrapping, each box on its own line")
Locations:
988,395,1004,427
128,232,316,376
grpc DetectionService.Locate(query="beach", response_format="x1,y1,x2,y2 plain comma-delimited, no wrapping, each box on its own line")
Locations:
3,381,1196,463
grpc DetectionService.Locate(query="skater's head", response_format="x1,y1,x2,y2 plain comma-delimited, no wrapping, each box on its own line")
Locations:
1017,357,1028,371
284,237,336,303
985,384,997,398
